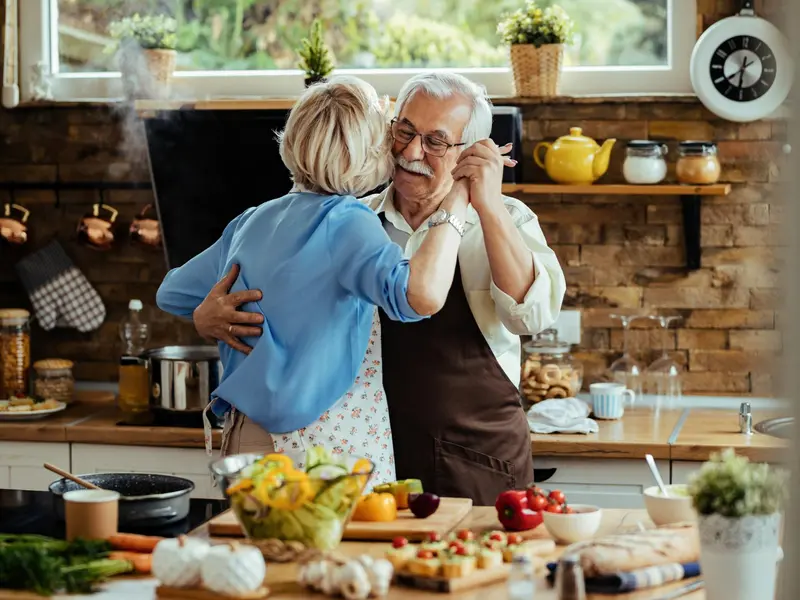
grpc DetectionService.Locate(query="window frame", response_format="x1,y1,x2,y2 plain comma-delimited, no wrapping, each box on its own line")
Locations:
17,0,696,104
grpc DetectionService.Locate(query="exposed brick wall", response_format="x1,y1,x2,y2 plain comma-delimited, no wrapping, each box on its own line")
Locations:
0,0,787,394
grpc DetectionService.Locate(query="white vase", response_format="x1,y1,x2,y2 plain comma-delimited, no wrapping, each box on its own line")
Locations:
698,512,781,600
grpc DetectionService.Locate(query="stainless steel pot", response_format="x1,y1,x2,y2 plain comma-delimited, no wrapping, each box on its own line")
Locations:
143,345,221,414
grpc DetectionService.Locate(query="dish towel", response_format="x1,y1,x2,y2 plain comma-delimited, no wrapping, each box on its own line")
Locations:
15,240,106,333
526,397,598,434
546,561,701,593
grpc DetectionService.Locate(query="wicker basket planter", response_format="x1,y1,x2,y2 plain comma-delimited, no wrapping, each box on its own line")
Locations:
143,49,177,94
118,45,176,100
510,43,564,97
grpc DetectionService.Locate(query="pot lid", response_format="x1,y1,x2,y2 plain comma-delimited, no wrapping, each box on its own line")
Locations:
33,358,74,371
556,127,598,147
523,328,570,354
143,345,220,360
0,308,30,325
627,140,662,148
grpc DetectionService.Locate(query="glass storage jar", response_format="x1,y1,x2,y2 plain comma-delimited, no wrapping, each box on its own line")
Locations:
623,140,668,184
32,359,75,404
0,309,31,398
520,328,583,410
676,141,721,184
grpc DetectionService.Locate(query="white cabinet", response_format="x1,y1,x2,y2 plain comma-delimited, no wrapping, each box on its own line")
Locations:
534,456,670,509
0,442,71,491
71,444,224,499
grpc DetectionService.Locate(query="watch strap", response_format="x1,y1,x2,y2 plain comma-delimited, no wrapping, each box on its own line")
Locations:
429,210,465,237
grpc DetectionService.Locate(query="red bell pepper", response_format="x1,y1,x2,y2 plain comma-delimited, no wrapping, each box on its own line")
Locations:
495,490,544,532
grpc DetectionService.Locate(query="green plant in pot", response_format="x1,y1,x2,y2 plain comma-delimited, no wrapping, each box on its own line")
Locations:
497,1,575,97
688,448,787,600
298,20,335,87
109,14,178,100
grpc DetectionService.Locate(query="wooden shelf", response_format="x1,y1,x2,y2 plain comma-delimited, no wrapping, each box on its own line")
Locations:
500,183,731,196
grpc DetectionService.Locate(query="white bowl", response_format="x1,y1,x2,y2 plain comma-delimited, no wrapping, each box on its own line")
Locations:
541,504,602,544
643,485,697,526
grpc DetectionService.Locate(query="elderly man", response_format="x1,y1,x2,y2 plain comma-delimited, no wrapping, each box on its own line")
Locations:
193,73,566,504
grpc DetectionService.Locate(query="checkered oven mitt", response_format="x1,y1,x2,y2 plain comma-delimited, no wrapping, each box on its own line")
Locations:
14,240,106,332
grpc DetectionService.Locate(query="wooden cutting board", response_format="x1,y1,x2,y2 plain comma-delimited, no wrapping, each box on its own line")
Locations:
208,497,473,542
394,564,514,594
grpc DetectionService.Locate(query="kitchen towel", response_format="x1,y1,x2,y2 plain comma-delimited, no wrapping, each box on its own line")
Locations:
546,561,701,593
14,240,106,332
526,397,599,434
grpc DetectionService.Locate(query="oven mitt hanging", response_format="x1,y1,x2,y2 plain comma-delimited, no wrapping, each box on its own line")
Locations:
14,240,106,332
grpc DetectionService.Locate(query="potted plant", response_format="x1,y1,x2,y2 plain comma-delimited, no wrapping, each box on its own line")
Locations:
298,20,334,87
497,1,575,97
688,449,787,600
109,14,178,99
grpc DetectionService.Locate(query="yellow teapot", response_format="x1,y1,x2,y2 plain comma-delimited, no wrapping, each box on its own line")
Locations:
534,127,616,185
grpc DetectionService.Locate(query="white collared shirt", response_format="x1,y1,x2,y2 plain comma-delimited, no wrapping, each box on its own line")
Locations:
364,184,567,386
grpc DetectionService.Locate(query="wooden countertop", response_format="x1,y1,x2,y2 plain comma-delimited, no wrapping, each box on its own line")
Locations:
0,391,115,442
531,408,683,460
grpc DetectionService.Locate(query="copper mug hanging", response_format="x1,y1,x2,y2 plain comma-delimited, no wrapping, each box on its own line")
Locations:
77,203,118,251
129,204,162,248
0,203,30,245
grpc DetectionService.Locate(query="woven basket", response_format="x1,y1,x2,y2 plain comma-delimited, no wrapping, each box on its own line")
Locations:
143,49,177,92
510,43,564,97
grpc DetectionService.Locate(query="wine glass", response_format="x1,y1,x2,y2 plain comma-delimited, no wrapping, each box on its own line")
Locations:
647,315,683,409
607,314,645,404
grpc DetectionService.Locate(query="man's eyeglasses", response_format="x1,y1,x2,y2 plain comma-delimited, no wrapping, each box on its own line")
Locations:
390,118,466,158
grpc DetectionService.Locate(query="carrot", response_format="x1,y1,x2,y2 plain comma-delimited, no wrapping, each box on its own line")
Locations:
108,533,163,553
109,551,153,574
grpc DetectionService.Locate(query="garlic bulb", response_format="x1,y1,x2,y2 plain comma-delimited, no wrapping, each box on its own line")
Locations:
319,562,340,596
201,543,266,596
335,561,371,600
151,536,210,588
365,558,393,597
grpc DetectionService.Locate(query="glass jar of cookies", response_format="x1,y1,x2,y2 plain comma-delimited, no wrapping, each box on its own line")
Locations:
520,329,583,410
0,309,31,398
32,359,75,404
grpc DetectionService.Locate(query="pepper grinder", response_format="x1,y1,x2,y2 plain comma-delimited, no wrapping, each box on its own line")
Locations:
555,554,586,600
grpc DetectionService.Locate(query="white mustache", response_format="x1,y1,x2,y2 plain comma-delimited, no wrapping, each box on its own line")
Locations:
395,156,434,178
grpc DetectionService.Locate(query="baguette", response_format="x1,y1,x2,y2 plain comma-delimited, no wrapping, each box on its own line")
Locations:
561,523,699,577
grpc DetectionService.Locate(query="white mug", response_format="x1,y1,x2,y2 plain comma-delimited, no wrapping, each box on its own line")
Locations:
590,382,635,419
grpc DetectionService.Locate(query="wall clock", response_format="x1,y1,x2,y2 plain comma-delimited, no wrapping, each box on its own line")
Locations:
690,0,793,122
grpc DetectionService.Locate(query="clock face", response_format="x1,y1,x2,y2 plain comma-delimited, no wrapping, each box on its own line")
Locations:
709,35,777,102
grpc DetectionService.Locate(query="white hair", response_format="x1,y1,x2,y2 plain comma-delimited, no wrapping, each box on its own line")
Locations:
393,72,493,146
277,75,394,197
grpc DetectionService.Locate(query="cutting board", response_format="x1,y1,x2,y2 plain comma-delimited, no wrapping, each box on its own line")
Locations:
208,497,473,542
394,564,514,594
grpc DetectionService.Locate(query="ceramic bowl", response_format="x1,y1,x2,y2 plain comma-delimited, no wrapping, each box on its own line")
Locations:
541,504,602,544
643,485,697,526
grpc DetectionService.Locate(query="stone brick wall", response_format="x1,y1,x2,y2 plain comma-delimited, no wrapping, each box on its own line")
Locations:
0,0,787,394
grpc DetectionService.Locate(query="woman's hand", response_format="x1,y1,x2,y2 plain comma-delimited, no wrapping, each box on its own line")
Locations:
193,264,264,354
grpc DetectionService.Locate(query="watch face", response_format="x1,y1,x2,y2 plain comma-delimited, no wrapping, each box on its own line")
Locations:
430,209,447,224
709,35,777,102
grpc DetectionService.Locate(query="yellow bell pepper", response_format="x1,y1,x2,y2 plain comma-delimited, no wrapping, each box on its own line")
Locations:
257,453,294,471
352,492,398,522
225,477,253,495
266,469,314,511
352,458,373,474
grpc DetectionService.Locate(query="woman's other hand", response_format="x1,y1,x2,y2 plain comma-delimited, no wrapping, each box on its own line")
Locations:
193,264,264,354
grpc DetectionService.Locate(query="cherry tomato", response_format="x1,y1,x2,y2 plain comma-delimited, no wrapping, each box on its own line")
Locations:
489,532,505,541
529,494,548,511
564,505,574,514
427,532,442,543
549,490,566,504
528,485,545,497
507,533,523,545
417,549,434,559
457,529,474,541
545,500,564,514
392,536,409,549
455,545,469,556
449,540,464,551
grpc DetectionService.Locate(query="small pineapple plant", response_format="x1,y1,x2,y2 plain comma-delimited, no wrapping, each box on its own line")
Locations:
298,20,335,87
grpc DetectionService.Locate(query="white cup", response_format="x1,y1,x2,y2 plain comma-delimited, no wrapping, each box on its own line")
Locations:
590,382,635,420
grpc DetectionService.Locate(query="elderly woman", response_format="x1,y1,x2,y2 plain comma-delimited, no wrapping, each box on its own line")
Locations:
155,76,475,485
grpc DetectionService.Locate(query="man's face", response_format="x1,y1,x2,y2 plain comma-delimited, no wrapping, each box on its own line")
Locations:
391,92,472,203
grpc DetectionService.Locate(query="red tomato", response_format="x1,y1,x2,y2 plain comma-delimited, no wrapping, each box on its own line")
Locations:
529,494,548,511
455,545,469,556
457,529,474,541
392,536,409,549
545,500,564,514
549,490,566,504
427,532,442,543
417,549,434,559
489,532,505,541
564,505,575,514
528,485,545,496
507,533,523,545
449,540,464,551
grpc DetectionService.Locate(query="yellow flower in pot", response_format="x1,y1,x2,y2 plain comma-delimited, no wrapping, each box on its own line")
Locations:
109,14,178,100
497,2,576,97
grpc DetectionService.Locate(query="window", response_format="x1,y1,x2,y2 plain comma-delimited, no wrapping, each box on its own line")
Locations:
17,0,696,104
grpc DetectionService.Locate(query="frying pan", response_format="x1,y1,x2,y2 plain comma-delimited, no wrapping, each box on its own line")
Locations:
49,473,195,528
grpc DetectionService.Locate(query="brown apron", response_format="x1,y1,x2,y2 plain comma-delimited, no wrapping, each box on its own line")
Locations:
379,263,533,506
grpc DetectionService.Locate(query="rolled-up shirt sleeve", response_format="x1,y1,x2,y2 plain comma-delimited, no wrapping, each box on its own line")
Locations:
489,209,566,335
327,200,426,323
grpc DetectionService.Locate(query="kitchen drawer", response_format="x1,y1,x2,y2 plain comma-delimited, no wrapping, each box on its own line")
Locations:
0,441,70,491
71,444,223,499
533,456,670,509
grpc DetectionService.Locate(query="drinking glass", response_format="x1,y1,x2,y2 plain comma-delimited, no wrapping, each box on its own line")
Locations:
646,315,683,409
606,314,645,404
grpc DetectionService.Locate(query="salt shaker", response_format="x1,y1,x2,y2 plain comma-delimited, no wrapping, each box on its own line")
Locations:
507,554,536,599
554,554,586,600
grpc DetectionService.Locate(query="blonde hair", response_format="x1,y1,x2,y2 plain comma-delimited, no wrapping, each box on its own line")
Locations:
277,75,394,197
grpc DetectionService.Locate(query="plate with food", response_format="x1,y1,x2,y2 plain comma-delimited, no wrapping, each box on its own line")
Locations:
0,396,67,420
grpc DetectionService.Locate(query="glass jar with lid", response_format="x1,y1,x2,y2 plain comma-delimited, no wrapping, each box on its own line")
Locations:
32,359,75,404
0,309,31,398
676,141,721,185
520,328,583,410
622,141,668,184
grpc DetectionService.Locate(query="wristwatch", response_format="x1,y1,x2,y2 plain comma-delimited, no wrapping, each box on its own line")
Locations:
428,208,465,237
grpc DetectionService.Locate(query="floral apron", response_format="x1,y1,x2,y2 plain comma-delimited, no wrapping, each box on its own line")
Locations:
204,308,395,490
